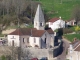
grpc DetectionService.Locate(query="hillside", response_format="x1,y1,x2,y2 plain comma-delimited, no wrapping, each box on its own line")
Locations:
0,0,80,31
38,0,80,20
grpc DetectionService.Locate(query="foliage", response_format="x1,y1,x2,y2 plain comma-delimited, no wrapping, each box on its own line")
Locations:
27,23,33,28
0,34,4,37
75,26,80,32
39,0,80,20
64,34,80,42
1,55,6,60
63,28,73,34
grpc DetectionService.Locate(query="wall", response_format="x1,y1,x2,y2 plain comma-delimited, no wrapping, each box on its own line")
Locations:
8,35,20,47
20,35,30,47
29,37,40,48
41,31,51,48
49,20,65,31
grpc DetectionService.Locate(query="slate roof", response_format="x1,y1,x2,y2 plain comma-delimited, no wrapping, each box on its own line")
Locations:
48,17,60,23
9,28,46,37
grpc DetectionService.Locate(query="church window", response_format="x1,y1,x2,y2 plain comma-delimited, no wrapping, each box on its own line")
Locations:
34,38,36,43
44,38,46,43
45,34,47,37
12,40,14,46
23,38,24,43
27,38,29,43
40,22,42,26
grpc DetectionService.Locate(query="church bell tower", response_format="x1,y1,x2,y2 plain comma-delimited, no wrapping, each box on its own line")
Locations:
34,4,45,30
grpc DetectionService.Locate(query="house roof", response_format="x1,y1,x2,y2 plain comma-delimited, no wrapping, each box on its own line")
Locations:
48,17,60,23
32,30,46,37
9,28,36,35
71,40,80,51
74,44,80,51
9,28,46,37
45,28,54,34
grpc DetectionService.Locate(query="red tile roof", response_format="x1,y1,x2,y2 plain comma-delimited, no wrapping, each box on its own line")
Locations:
9,28,46,37
9,28,36,35
48,17,60,23
32,30,46,37
45,28,54,34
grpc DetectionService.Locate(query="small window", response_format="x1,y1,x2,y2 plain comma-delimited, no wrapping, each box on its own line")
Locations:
45,34,46,36
23,38,24,43
34,38,36,43
13,36,14,38
12,40,14,46
44,38,46,43
40,22,42,26
27,38,29,43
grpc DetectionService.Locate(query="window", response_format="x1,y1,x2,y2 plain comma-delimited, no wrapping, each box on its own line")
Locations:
40,22,42,26
12,40,14,46
27,38,29,43
13,36,14,38
23,38,24,43
44,38,46,43
11,36,15,39
45,34,46,37
34,38,36,43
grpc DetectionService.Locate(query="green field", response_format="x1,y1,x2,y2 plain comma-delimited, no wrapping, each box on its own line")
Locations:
64,34,80,42
36,0,80,20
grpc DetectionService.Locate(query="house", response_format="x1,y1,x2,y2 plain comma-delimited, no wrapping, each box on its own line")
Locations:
67,39,80,60
48,17,65,31
66,19,76,26
7,4,54,49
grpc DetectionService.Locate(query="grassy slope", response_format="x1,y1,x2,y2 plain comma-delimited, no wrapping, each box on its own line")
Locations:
37,0,80,20
64,34,80,42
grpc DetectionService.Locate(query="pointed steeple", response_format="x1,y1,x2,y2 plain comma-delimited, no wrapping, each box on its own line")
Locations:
34,4,45,30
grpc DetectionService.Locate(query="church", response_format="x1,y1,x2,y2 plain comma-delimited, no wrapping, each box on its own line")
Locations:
7,4,54,49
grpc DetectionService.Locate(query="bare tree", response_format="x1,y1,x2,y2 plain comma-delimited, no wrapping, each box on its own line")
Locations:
72,6,80,25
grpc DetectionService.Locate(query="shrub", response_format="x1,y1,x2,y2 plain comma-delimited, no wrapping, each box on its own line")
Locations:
75,26,80,32
1,55,6,60
63,28,73,34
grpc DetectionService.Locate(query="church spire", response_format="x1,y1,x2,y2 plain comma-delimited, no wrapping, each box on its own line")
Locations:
34,4,45,30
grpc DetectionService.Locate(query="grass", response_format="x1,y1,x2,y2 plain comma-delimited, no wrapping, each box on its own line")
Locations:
64,34,80,42
36,0,80,20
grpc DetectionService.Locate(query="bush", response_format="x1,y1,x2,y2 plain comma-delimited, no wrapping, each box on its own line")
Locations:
75,26,80,32
63,28,73,34
1,55,6,60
